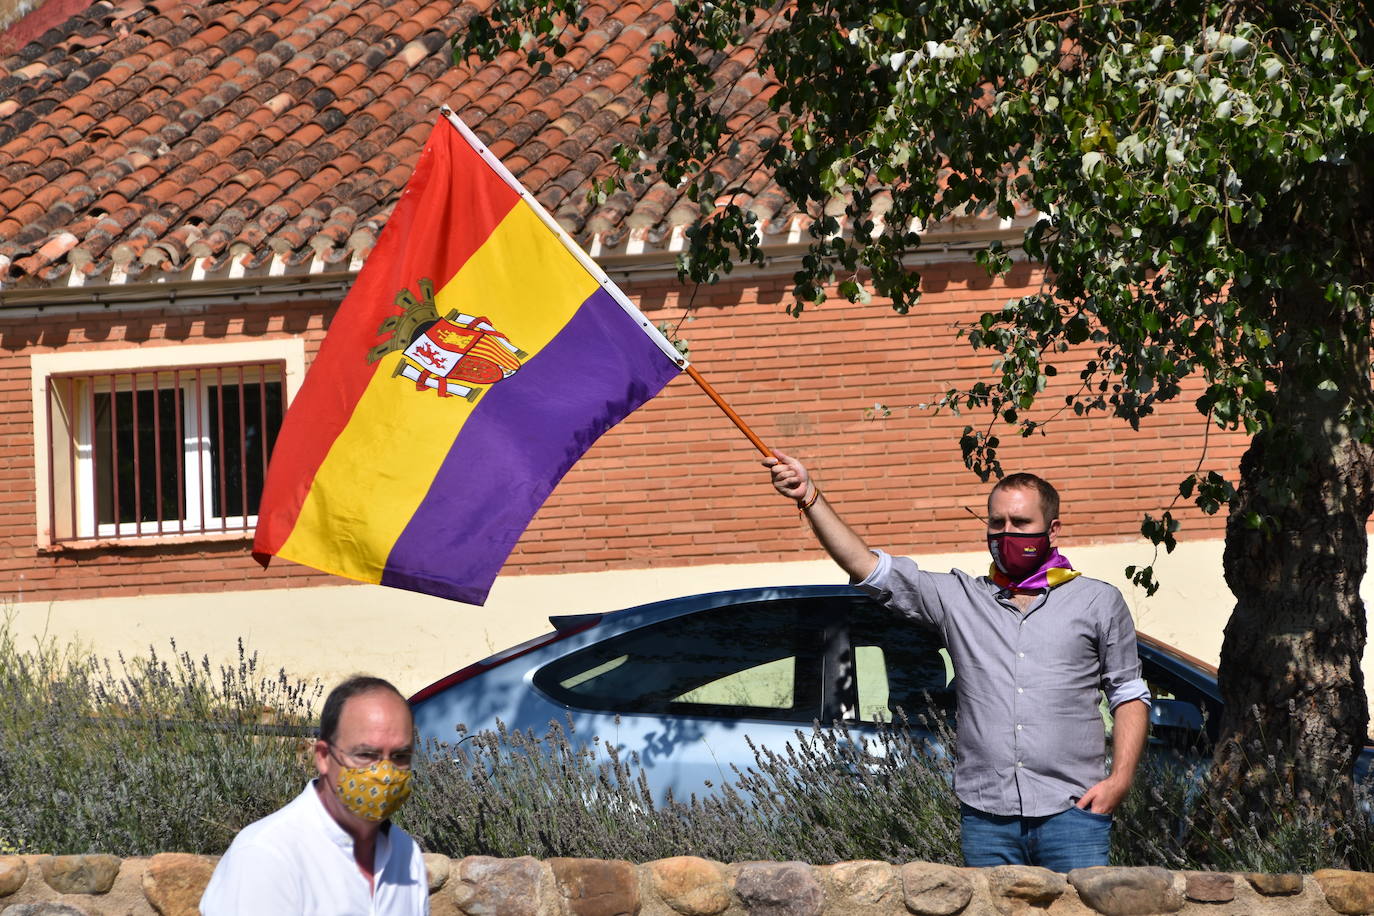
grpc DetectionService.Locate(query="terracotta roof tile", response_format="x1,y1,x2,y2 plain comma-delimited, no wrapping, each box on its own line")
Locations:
1,0,801,286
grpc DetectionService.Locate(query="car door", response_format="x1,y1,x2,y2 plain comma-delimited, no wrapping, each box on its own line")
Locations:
835,598,956,760
529,594,850,804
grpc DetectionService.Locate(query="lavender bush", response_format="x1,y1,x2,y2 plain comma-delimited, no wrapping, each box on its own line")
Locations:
1,621,1368,869
402,710,1374,870
0,625,320,854
397,712,963,864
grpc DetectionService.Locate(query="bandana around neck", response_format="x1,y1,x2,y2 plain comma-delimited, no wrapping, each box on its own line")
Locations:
989,548,1081,591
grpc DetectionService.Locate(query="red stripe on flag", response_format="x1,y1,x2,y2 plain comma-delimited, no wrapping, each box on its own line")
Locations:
253,120,521,560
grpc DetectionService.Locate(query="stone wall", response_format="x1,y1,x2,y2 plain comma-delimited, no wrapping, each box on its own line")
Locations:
2,853,1373,916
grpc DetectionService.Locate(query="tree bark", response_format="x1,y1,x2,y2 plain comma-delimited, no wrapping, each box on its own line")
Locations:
1206,349,1374,850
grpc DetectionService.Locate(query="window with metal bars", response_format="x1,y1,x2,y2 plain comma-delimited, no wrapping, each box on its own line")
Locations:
45,361,285,542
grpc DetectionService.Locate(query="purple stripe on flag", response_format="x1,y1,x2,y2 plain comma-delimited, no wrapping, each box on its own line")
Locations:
379,287,680,603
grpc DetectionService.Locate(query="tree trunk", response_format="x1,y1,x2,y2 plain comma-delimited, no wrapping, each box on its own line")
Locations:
1205,353,1374,851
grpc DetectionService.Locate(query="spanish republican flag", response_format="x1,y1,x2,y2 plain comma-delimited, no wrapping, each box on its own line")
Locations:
252,112,685,605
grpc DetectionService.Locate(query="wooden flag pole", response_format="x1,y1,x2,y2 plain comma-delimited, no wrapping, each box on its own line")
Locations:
686,365,773,457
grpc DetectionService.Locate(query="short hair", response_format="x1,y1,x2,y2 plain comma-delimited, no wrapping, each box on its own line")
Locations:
990,473,1060,524
319,675,408,745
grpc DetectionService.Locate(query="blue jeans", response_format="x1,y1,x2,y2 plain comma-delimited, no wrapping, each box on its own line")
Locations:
960,803,1111,871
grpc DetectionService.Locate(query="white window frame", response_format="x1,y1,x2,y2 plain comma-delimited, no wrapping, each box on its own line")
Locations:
31,340,306,548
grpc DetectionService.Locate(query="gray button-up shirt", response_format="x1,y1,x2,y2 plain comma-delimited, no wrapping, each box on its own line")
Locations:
857,550,1150,817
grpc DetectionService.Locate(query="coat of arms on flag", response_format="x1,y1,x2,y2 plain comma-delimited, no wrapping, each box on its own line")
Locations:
365,276,528,400
398,313,524,398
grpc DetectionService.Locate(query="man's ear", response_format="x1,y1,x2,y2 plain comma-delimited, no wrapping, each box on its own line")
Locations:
313,739,331,778
1048,518,1062,546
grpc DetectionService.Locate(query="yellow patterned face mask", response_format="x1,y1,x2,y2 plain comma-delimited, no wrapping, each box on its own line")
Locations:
332,759,413,822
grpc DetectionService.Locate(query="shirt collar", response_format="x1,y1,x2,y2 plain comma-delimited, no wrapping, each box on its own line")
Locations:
307,779,393,876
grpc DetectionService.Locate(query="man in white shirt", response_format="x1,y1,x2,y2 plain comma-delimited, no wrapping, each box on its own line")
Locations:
200,675,430,915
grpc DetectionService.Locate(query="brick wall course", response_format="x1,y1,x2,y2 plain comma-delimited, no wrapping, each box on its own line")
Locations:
1,265,1248,602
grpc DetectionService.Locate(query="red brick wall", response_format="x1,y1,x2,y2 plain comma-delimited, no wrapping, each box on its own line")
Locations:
0,262,1248,603
1,298,341,602
529,262,1247,572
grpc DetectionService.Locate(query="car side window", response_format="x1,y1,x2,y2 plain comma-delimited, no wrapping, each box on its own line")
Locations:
532,599,829,722
675,656,795,708
1138,653,1220,748
846,603,954,724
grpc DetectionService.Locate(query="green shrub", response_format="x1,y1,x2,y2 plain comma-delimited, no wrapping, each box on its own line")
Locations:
398,712,959,864
1113,746,1374,872
402,711,1374,869
1,622,1369,870
0,625,320,854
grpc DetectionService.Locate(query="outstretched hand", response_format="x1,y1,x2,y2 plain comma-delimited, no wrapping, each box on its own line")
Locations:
763,451,811,503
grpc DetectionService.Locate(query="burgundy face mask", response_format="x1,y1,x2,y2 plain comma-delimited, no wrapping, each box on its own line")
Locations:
988,530,1052,581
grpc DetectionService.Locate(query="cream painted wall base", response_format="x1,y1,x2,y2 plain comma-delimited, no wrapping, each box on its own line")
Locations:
7,540,1373,722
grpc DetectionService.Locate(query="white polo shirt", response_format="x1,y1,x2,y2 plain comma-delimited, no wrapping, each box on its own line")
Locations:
200,781,429,915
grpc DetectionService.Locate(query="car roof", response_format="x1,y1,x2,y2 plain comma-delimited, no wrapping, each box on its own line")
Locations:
1135,631,1218,678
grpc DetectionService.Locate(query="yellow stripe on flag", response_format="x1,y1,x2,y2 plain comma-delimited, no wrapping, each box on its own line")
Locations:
431,202,599,349
276,202,600,583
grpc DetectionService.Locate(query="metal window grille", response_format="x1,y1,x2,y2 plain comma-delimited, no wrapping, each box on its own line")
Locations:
45,361,286,543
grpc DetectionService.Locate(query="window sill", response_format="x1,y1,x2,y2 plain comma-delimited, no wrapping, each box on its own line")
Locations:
39,530,255,553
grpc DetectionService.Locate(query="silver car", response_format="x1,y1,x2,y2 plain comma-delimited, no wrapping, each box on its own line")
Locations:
409,585,1276,803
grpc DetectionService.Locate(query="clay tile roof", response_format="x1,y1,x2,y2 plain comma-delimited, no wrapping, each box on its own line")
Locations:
0,0,802,289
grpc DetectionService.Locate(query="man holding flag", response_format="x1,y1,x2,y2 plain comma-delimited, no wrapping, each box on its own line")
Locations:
765,451,1150,871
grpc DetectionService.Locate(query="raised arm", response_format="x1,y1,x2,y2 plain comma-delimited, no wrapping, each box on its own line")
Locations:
764,452,878,582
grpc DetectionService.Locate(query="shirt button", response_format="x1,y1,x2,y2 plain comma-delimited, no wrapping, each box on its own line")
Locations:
1016,724,1023,730
1016,761,1024,767
1018,652,1025,658
1017,687,1024,694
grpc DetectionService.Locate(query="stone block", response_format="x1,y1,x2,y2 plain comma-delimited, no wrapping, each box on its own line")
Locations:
425,853,452,893
0,856,29,896
451,855,550,916
1183,872,1234,903
549,857,640,916
1315,869,1374,915
1068,866,1183,916
142,852,216,916
1,852,1368,916
38,855,122,895
1247,873,1308,895
901,862,974,916
987,865,1067,906
735,861,823,916
645,856,731,916
1245,873,1304,896
430,885,467,916
817,860,897,913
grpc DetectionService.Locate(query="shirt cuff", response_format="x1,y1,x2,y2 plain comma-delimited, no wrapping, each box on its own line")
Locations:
1107,678,1152,710
853,548,892,591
